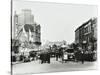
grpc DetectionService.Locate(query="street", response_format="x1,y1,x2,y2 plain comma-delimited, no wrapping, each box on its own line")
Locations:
12,58,97,75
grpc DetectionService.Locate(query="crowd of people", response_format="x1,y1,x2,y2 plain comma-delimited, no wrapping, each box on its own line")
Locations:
12,45,97,65
39,52,50,64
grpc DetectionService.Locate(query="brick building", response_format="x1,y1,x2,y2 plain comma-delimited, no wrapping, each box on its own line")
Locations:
75,18,97,51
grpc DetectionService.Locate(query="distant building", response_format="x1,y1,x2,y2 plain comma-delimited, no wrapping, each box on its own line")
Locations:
13,9,41,49
43,40,67,48
75,18,97,51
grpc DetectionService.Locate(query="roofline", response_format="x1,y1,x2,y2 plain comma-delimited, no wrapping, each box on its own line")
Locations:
75,18,92,32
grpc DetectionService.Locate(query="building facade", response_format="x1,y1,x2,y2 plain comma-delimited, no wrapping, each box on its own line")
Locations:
13,9,41,49
75,18,97,51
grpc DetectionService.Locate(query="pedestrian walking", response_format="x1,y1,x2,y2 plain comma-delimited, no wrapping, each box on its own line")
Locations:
46,52,50,63
56,53,59,61
81,51,85,64
40,53,44,64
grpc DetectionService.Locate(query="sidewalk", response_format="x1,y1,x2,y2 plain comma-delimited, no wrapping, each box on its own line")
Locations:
12,61,24,65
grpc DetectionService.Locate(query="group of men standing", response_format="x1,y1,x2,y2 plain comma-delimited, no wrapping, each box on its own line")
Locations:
39,52,50,64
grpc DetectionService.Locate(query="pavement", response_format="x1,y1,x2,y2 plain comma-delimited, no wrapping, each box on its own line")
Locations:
12,58,97,75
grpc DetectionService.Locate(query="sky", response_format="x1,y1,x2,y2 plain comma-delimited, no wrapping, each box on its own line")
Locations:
12,0,97,44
